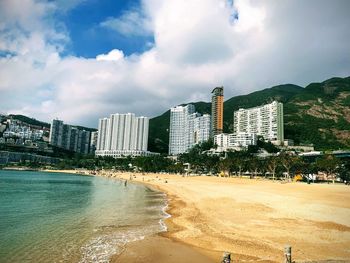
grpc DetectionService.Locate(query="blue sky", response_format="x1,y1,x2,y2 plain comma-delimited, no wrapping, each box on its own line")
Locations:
0,0,349,127
61,0,153,58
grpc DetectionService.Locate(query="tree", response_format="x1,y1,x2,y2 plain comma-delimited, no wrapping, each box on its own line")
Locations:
315,155,341,183
267,156,278,180
218,158,232,177
279,152,298,181
338,160,350,184
247,156,261,178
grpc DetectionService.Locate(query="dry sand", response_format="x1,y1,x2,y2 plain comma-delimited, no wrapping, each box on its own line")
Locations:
45,170,350,262
110,172,350,263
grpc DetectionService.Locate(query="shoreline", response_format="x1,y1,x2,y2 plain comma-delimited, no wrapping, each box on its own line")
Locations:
41,169,350,262
41,169,219,262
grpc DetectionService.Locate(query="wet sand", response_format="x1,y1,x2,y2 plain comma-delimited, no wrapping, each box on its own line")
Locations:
111,235,216,263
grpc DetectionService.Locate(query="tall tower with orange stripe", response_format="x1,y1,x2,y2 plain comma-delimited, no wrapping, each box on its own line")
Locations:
211,86,224,136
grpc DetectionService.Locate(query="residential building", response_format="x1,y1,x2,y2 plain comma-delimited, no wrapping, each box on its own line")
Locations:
90,131,98,154
169,105,195,155
3,120,44,141
95,113,152,157
49,119,91,154
169,104,211,155
96,118,109,151
233,101,284,144
211,86,224,136
214,133,229,152
49,119,64,146
214,132,257,151
194,114,211,144
229,132,257,147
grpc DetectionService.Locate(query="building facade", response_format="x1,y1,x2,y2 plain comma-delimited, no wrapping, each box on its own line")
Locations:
211,87,224,136
214,133,229,152
95,113,151,157
214,132,257,151
49,119,91,154
229,133,257,147
233,101,284,144
194,114,211,144
169,104,211,155
89,131,98,154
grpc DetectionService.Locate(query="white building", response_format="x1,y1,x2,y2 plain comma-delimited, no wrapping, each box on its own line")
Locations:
229,133,257,147
214,133,229,152
233,101,284,144
169,105,211,155
214,132,257,151
96,118,109,151
95,113,151,157
194,114,211,144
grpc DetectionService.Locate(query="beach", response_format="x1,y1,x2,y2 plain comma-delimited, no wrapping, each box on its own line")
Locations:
44,170,350,262
105,172,350,263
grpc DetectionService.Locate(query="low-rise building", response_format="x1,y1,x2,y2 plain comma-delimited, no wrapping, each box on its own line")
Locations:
214,132,257,152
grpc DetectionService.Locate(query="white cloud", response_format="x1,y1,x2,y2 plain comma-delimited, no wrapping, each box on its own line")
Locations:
0,0,350,127
100,7,152,37
96,49,124,61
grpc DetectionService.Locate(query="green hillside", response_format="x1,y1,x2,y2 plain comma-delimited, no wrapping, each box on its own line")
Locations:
9,114,50,128
6,115,97,132
222,84,303,131
284,77,350,150
148,77,350,153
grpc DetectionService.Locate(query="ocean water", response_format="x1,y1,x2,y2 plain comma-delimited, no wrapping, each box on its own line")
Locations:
0,170,168,263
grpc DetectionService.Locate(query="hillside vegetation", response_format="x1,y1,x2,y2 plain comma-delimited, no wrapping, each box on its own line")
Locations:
148,76,350,153
6,115,97,132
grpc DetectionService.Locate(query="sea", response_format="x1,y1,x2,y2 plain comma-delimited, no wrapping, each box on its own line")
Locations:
0,170,169,263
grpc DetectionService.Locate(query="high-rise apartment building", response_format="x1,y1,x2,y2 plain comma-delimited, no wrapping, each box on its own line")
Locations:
211,87,224,136
49,119,91,154
49,119,64,146
194,114,211,144
89,131,98,154
95,113,151,157
169,105,195,155
169,104,211,155
233,101,284,144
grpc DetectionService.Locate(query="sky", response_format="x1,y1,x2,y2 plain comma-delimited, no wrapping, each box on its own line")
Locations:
0,0,349,128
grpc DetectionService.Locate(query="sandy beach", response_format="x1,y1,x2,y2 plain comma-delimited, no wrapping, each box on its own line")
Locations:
107,172,350,263
45,170,350,262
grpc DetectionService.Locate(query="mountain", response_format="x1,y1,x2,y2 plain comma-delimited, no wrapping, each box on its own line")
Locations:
148,76,350,153
9,114,50,129
284,77,350,150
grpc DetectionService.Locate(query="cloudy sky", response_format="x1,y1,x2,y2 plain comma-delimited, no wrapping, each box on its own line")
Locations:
1,0,349,127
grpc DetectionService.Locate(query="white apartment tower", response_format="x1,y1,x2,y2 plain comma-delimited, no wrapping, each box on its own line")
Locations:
95,113,150,157
194,114,211,144
233,101,284,144
169,105,211,155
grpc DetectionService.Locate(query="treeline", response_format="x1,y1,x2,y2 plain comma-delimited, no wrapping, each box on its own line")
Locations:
49,141,350,183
